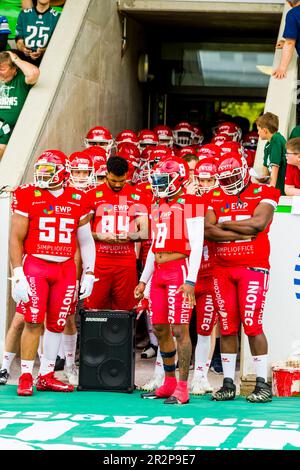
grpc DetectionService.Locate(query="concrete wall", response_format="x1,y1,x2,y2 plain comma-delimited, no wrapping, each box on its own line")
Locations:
33,0,145,161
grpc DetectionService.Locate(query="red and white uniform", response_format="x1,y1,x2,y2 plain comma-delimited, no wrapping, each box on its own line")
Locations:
209,184,280,336
194,193,217,336
85,183,149,310
149,194,204,325
12,184,89,331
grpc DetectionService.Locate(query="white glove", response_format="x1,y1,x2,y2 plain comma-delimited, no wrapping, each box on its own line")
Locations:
79,273,95,300
11,267,32,304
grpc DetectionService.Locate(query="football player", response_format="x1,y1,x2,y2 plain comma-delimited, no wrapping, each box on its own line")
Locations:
10,149,95,396
205,152,280,403
135,156,205,404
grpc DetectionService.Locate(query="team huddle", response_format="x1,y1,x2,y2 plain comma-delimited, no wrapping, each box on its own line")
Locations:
0,121,279,405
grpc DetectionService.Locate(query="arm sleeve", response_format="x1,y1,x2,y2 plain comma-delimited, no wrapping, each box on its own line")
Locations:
186,216,204,284
77,223,96,274
269,136,284,167
140,240,155,285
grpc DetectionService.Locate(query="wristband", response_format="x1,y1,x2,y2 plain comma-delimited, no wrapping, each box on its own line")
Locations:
185,280,195,287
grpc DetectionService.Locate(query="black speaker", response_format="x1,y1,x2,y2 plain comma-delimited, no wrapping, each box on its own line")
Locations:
77,309,135,393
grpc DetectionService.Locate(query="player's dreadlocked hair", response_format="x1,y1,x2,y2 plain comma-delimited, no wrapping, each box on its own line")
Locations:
107,156,129,176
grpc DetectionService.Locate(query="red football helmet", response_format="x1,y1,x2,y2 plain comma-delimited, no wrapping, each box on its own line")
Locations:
153,125,173,147
211,133,233,147
244,148,256,168
242,131,259,150
83,145,108,161
115,129,139,146
215,122,241,142
137,129,159,152
216,152,249,195
176,146,197,159
194,158,218,195
150,156,189,198
196,144,221,161
139,146,173,182
219,141,244,157
84,126,114,153
173,121,195,147
67,152,94,189
193,126,204,145
117,142,141,183
34,149,67,189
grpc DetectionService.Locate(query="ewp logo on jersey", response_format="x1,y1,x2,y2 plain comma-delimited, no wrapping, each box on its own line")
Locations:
43,205,54,215
220,203,230,213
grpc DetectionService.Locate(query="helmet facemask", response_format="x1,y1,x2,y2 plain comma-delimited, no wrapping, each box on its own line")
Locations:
34,162,65,189
217,166,248,195
150,172,181,198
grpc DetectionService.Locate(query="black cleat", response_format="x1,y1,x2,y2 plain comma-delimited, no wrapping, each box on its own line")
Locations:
54,356,65,372
164,396,189,405
0,369,9,385
211,377,236,401
246,377,272,403
141,391,160,399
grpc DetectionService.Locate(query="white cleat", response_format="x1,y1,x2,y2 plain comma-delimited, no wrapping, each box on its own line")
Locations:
190,376,213,395
138,374,164,392
64,364,79,386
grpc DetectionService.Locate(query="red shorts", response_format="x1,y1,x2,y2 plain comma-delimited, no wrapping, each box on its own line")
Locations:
150,258,192,325
195,275,217,336
213,266,269,337
16,255,76,333
84,257,137,310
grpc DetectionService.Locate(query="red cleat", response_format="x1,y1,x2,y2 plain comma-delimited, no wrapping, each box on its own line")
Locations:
17,373,33,396
164,381,189,404
36,372,74,392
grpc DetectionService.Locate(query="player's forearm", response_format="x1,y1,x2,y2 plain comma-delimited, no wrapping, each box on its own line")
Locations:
205,224,249,241
220,220,259,235
9,238,24,268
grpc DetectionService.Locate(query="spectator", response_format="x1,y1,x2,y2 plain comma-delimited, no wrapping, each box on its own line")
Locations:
273,1,300,79
16,0,60,66
256,112,287,195
22,1,65,8
0,51,39,160
289,124,300,138
0,16,11,52
284,137,300,195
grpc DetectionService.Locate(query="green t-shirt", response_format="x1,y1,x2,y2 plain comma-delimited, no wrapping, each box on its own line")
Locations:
263,131,287,195
0,69,32,144
15,7,60,51
289,125,300,139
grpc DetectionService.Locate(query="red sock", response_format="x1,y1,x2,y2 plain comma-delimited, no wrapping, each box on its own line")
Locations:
155,376,177,398
172,380,189,404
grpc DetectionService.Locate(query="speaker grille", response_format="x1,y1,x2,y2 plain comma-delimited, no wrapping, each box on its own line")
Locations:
98,359,129,388
101,318,130,345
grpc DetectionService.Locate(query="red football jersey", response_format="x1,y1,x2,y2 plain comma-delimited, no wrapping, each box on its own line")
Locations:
151,194,205,256
12,185,89,259
285,163,300,188
87,182,149,261
208,184,280,269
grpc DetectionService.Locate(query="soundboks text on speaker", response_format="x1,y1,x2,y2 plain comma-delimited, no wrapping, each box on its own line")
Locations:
85,318,108,322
